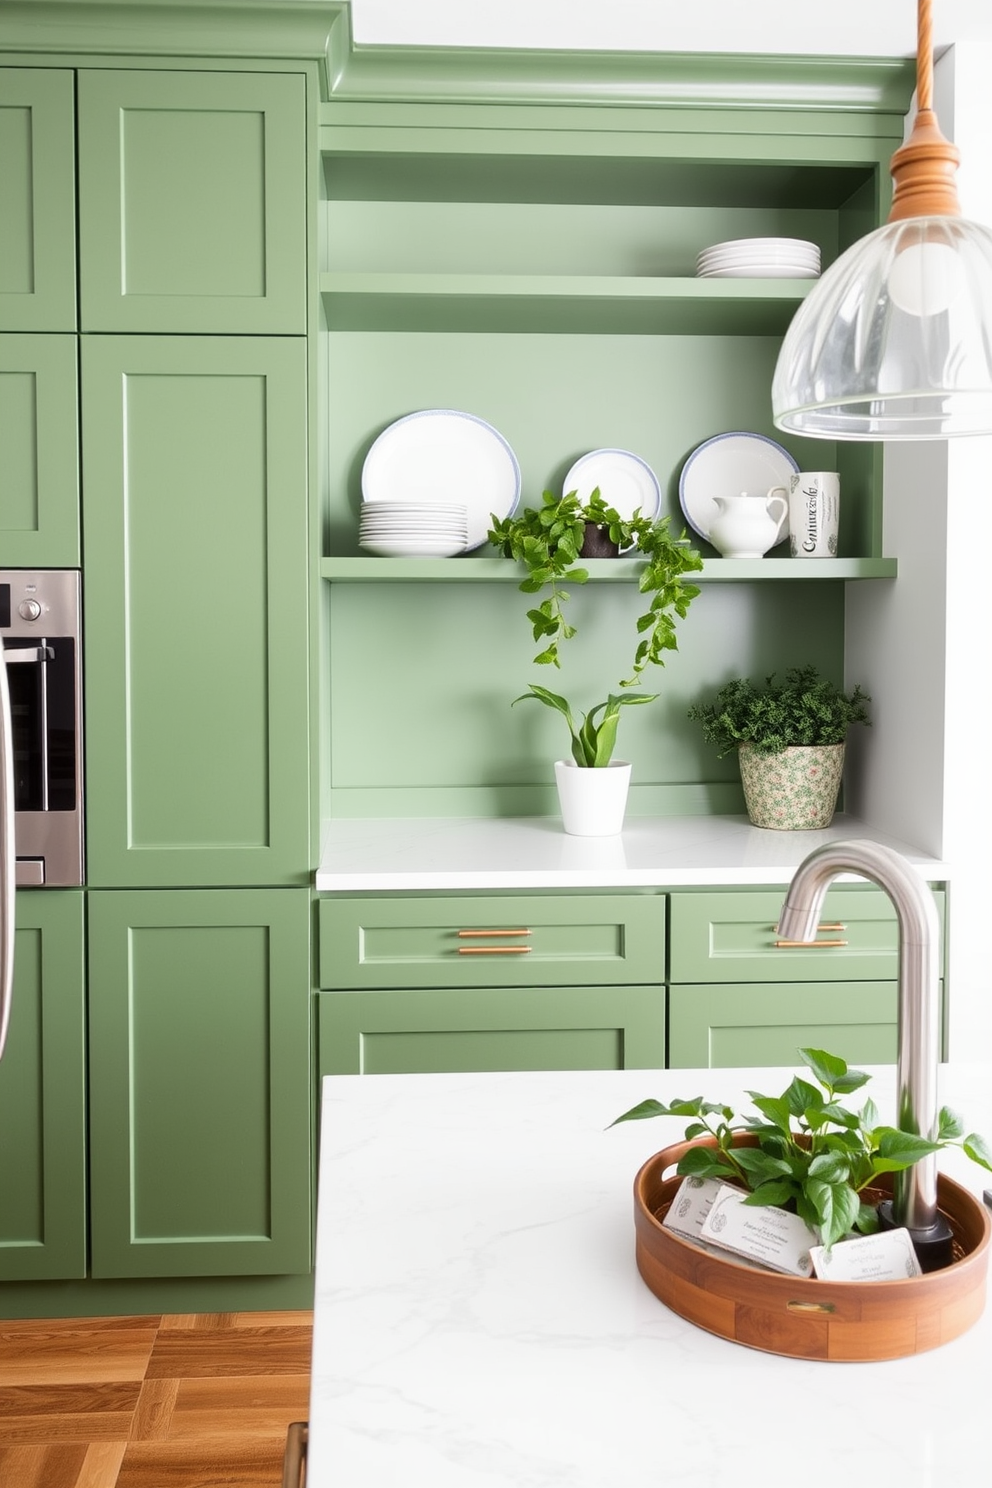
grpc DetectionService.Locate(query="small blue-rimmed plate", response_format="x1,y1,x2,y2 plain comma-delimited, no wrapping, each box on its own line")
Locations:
561,448,662,523
679,431,798,545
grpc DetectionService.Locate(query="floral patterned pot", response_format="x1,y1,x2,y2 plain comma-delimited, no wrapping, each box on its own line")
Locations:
738,742,845,830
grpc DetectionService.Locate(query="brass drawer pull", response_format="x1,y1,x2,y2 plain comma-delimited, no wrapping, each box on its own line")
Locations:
458,928,531,937
458,945,532,955
774,938,848,948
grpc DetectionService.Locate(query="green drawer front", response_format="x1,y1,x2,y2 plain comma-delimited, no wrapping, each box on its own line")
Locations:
668,980,909,1070
317,985,665,1075
669,887,945,984
318,894,665,990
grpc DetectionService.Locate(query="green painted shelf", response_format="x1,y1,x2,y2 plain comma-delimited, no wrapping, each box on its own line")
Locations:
320,557,897,582
319,272,812,334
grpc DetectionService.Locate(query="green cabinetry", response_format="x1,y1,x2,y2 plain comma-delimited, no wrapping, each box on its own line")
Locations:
668,887,946,1068
318,893,667,1074
0,332,79,565
77,69,306,334
87,889,311,1278
0,67,76,331
0,892,86,1281
81,334,310,888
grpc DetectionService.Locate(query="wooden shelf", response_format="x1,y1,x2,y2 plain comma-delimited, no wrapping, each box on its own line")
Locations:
320,556,897,583
319,272,812,335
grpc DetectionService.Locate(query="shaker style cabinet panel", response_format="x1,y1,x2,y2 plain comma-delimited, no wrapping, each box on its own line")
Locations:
317,985,666,1076
81,335,309,888
318,894,666,990
668,887,946,985
0,68,76,331
77,69,306,334
86,889,312,1279
0,333,79,566
668,981,903,1070
0,891,86,1281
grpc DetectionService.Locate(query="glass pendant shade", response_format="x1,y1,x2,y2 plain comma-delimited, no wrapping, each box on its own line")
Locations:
772,215,992,439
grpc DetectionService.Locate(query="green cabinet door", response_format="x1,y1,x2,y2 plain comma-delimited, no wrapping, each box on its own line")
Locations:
0,891,86,1281
668,980,904,1069
0,333,79,565
87,888,311,1279
81,335,309,888
317,984,666,1075
77,70,305,334
0,68,76,331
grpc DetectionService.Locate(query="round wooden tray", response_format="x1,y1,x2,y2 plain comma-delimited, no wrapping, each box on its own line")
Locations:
634,1136,991,1362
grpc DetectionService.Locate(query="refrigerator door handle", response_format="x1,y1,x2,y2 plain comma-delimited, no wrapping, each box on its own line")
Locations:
0,649,15,1060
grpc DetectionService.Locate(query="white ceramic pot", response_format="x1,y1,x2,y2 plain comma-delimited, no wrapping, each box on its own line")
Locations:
554,759,632,836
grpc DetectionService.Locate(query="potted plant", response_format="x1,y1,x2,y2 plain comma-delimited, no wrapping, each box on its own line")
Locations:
687,664,871,829
611,1046,992,1254
489,489,703,835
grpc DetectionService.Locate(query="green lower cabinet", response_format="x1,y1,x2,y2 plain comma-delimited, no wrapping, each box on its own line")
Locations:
317,985,665,1075
667,980,911,1069
87,889,311,1279
0,892,86,1281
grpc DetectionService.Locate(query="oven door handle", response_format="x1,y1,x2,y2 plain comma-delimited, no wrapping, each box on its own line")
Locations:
4,645,54,664
0,650,15,1061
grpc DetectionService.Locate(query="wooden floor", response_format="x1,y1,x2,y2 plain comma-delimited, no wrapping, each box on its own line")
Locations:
0,1310,312,1488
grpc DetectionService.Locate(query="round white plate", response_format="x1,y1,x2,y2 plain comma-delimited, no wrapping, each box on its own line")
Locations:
678,431,798,544
362,410,520,551
697,265,820,279
561,448,661,522
360,536,466,558
700,237,820,255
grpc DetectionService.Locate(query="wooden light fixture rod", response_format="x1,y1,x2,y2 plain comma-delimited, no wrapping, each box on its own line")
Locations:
888,0,962,221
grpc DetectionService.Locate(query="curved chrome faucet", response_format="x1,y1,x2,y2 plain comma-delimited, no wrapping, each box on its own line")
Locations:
778,839,949,1255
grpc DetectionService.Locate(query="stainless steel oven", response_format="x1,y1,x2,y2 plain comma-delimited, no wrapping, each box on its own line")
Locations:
0,570,83,888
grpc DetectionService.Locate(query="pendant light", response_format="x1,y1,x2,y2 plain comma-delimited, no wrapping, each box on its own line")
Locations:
772,0,992,439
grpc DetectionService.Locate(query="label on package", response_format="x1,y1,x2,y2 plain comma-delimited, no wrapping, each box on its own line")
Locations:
662,1176,724,1240
809,1227,922,1282
698,1183,818,1276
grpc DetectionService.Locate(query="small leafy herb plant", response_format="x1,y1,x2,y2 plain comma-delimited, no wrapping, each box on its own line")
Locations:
612,1047,992,1251
687,665,871,758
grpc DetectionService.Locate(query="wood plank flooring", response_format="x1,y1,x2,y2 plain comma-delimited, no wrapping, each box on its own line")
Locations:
0,1311,312,1488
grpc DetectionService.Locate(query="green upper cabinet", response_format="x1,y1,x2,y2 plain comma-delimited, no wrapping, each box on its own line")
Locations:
87,888,312,1279
81,334,310,887
77,69,306,334
0,891,86,1281
0,68,76,331
0,332,79,566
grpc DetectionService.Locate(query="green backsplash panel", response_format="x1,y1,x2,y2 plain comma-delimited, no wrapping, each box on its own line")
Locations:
326,578,845,811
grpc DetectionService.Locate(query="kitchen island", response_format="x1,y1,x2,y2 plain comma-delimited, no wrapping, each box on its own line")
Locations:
308,1062,990,1488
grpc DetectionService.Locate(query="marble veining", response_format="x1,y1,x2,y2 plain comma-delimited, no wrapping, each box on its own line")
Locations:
309,1065,990,1487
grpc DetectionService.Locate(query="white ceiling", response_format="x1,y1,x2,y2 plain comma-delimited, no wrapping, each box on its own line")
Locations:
348,1,992,57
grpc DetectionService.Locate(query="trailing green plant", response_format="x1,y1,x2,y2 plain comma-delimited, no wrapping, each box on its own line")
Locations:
687,664,871,758
488,488,702,683
611,1047,992,1251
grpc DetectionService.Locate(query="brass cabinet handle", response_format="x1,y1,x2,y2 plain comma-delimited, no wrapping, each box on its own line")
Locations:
458,928,531,937
458,945,532,955
774,938,848,948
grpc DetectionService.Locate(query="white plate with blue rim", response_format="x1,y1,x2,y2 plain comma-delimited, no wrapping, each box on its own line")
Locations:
362,409,521,552
561,448,662,522
678,431,798,546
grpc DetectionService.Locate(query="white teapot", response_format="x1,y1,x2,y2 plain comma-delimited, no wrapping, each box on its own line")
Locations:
709,487,788,558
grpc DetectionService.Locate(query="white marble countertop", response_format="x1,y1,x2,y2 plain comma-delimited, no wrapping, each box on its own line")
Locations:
315,813,949,891
309,1063,991,1488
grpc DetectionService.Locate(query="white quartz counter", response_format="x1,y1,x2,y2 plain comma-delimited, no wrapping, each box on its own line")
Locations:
315,813,949,891
309,1063,991,1488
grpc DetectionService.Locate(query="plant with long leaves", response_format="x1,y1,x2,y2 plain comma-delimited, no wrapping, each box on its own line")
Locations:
512,684,658,768
611,1047,992,1251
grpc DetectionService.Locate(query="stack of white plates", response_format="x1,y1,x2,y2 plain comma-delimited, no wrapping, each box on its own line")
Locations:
695,237,821,279
359,501,469,558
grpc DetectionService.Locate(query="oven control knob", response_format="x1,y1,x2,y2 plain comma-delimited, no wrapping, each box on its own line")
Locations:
18,599,42,621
